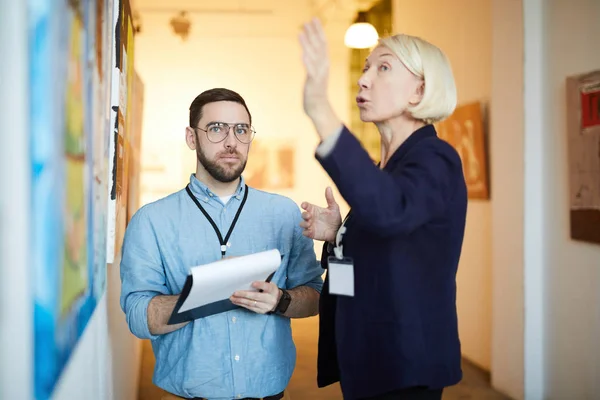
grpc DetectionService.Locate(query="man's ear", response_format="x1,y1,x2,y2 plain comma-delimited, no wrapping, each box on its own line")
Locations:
185,127,197,150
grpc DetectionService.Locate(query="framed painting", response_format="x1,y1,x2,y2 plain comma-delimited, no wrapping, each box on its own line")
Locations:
436,101,490,199
566,70,600,245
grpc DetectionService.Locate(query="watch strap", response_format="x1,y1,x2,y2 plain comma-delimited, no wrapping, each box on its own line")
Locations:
270,288,291,315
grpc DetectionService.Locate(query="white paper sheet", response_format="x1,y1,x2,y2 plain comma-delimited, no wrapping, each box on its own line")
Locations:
177,249,281,313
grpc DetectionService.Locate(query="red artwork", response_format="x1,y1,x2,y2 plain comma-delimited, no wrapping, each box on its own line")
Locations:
580,88,600,130
566,70,600,245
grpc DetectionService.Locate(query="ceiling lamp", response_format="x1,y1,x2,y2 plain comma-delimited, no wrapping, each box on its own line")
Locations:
344,11,378,49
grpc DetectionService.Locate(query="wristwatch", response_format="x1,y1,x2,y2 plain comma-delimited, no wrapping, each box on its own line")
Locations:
272,289,291,315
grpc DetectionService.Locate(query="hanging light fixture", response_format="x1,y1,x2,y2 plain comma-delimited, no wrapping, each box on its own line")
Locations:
344,11,379,49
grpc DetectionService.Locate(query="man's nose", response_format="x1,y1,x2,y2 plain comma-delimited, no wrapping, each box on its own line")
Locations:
223,127,238,148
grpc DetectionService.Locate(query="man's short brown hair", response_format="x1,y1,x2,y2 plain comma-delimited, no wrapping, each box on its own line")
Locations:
189,88,252,128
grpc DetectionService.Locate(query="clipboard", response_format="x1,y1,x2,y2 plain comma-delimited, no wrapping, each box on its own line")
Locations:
168,250,282,325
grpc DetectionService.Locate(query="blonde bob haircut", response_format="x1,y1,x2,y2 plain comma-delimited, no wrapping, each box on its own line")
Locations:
378,34,457,124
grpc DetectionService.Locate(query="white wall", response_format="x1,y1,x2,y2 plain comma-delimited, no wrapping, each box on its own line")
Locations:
539,0,600,398
523,0,546,396
392,0,494,371
0,0,32,398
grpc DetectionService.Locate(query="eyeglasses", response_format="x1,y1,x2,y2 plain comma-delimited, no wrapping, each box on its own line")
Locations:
195,122,256,144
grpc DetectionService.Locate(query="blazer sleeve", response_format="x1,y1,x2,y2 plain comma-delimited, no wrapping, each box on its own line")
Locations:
316,125,461,237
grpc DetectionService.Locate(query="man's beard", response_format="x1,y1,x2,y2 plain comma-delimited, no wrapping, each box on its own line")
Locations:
196,146,247,183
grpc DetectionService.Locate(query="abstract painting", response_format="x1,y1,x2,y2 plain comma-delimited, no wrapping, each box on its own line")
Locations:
30,0,113,397
566,70,600,244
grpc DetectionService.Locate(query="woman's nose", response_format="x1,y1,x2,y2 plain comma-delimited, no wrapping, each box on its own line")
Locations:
358,72,371,89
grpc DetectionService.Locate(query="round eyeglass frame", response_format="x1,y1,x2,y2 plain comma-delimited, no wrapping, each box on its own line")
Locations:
194,122,256,144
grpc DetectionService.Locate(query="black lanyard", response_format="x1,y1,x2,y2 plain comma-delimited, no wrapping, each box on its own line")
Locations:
185,184,249,258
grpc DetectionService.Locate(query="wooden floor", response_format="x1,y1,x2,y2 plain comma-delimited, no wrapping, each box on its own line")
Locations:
138,316,511,400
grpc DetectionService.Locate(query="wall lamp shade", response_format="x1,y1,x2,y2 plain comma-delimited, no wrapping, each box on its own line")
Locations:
344,11,378,49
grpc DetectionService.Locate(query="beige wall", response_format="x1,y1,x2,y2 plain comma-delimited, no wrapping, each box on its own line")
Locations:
392,0,494,371
490,0,525,398
135,2,355,234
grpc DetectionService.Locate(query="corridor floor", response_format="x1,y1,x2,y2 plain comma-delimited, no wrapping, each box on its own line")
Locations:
138,317,511,400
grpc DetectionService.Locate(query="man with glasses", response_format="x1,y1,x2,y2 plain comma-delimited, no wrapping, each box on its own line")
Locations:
120,88,323,400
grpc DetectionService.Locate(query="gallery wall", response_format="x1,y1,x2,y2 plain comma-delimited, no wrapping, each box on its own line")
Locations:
488,0,600,398
0,0,144,398
535,0,600,397
48,0,146,397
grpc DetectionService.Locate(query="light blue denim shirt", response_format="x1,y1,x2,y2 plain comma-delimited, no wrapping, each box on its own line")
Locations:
120,174,323,399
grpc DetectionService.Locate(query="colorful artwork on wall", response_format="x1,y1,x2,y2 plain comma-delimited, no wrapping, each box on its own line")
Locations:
29,0,117,397
436,101,490,200
566,70,600,245
107,0,135,262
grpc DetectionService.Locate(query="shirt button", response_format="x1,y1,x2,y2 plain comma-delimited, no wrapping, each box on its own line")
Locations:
209,193,213,197
236,395,242,399
232,317,236,323
234,355,240,361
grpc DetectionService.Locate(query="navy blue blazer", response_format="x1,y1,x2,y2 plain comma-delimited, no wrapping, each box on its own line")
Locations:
315,124,467,399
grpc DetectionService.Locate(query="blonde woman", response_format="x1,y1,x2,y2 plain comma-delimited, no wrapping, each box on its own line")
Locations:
299,19,467,400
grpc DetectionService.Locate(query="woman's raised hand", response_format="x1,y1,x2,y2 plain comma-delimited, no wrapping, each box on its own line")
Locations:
299,18,330,119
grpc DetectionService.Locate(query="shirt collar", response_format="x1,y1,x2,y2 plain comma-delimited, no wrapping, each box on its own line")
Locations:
188,174,246,202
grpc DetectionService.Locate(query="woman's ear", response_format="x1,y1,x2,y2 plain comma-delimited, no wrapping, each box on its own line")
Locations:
185,127,197,150
409,80,425,105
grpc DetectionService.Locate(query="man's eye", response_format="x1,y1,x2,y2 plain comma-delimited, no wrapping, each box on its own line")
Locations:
236,128,248,135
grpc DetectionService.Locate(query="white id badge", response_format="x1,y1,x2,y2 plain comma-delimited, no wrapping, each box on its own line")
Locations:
327,256,354,297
